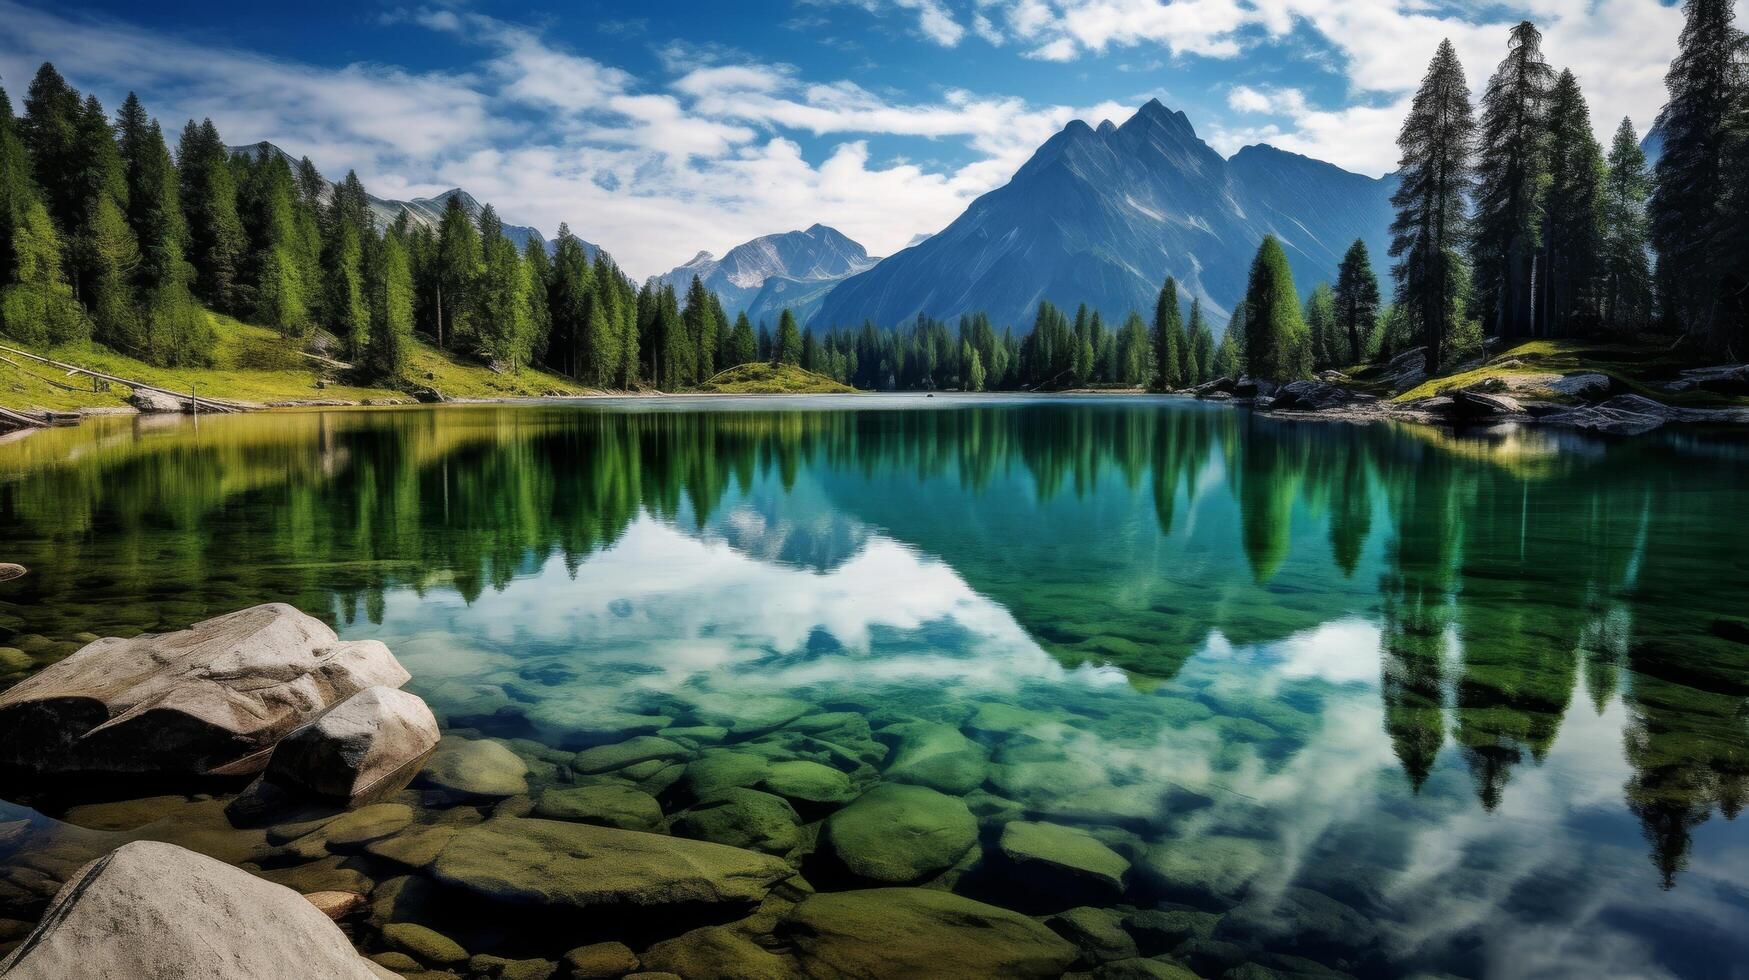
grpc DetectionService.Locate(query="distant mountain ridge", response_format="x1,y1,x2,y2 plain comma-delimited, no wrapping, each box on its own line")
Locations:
226,142,606,262
811,99,1398,331
661,224,878,325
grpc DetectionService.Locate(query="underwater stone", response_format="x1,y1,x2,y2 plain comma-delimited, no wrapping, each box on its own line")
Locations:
780,887,1077,979
759,760,854,807
676,751,771,801
639,924,802,980
572,736,690,775
1046,906,1141,963
383,922,468,966
416,736,530,798
1000,821,1132,897
671,789,802,855
1138,835,1273,907
534,785,663,830
820,783,977,884
880,720,989,795
562,941,640,978
251,686,439,810
431,818,793,911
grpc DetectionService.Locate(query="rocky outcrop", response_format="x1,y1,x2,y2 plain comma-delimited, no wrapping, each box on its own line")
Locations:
1540,394,1674,435
244,686,439,810
0,604,409,778
779,888,1078,978
127,388,190,413
0,841,392,978
1268,380,1379,413
1663,363,1749,396
430,817,793,911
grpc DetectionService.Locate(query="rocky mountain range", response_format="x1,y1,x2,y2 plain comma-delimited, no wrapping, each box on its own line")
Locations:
660,224,878,326
811,99,1398,331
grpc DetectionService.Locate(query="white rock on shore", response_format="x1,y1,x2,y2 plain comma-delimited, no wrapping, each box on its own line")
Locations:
0,840,395,979
0,603,410,777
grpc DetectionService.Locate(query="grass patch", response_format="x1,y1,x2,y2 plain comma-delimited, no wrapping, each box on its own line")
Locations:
1390,337,1744,406
694,362,856,394
1,312,588,412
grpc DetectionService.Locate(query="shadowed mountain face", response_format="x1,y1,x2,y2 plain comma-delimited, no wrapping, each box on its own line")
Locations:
661,224,877,324
812,99,1397,330
226,142,604,260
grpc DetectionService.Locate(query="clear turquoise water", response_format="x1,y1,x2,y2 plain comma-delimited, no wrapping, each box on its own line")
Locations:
1,396,1746,978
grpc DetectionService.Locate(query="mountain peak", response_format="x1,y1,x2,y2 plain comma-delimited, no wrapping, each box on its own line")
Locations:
1123,97,1195,138
1097,119,1117,135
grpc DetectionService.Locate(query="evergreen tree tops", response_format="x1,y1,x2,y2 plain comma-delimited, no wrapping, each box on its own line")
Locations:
1242,236,1312,383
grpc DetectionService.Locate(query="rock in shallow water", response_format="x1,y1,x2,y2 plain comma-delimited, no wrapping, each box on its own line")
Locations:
431,817,793,911
820,783,977,884
0,603,409,777
417,736,530,798
999,820,1132,897
534,784,663,830
671,788,801,855
252,685,439,808
779,887,1077,978
0,841,390,978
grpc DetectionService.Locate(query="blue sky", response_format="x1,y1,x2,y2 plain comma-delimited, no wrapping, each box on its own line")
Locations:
0,0,1720,278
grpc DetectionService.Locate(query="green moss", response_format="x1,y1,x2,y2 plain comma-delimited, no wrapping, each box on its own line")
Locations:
693,362,856,394
1391,338,1746,406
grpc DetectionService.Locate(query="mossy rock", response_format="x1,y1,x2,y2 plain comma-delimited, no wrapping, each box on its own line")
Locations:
779,887,1076,978
534,785,663,830
676,751,771,801
572,736,690,775
671,788,801,855
308,803,414,850
1122,908,1218,954
563,941,640,979
684,693,810,735
639,924,801,980
759,760,854,808
383,921,469,966
820,784,977,884
1045,905,1140,963
1138,835,1273,907
417,737,529,798
998,821,1132,898
880,721,989,795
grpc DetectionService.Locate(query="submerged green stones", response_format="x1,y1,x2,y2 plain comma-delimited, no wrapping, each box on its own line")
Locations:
820,783,978,883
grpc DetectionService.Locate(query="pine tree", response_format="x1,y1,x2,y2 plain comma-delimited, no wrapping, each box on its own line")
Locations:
727,312,756,366
1243,236,1312,382
1472,21,1553,340
1304,283,1339,370
18,64,87,240
1650,0,1743,348
546,226,592,378
1391,39,1477,375
1333,239,1382,365
433,195,479,349
364,225,414,379
776,309,802,365
1152,278,1183,389
1601,118,1654,331
177,119,245,312
657,283,686,388
471,204,533,369
0,85,86,346
1541,69,1607,335
523,237,552,358
683,275,716,383
1189,302,1215,383
236,150,310,335
320,171,371,357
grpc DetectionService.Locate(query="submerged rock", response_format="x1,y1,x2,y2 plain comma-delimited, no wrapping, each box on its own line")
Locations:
0,603,409,777
572,736,690,775
431,817,792,911
998,820,1132,897
563,942,640,979
0,841,390,978
534,784,663,830
780,887,1077,978
639,925,802,980
417,736,530,798
820,783,977,883
1138,835,1273,907
671,788,802,855
880,720,989,795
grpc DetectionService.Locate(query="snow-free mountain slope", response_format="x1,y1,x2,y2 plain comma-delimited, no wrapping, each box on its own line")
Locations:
811,100,1397,331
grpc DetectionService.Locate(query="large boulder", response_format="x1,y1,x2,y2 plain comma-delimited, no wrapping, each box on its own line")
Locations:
1448,388,1526,420
1268,380,1378,413
997,820,1131,899
820,783,977,884
779,888,1077,978
430,817,792,911
0,604,408,777
0,841,391,978
1541,394,1673,435
128,388,190,414
880,720,988,795
247,686,439,809
416,736,529,798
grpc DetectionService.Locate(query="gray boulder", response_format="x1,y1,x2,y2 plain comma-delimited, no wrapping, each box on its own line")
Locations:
1665,363,1749,395
1548,372,1613,400
430,817,792,911
1541,394,1672,435
1449,388,1526,419
128,388,190,413
250,686,439,809
0,603,408,777
0,841,391,979
1269,380,1378,412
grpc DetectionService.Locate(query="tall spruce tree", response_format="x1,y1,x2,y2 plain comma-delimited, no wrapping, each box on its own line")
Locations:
1650,0,1742,346
1188,301,1215,384
1391,39,1477,375
546,225,591,378
1334,239,1382,365
0,85,86,346
19,64,87,241
523,237,552,359
364,225,414,379
1152,278,1183,389
1601,118,1654,331
236,150,310,335
177,119,245,312
727,312,756,366
1243,236,1312,381
471,204,533,369
1540,69,1607,335
1304,283,1339,370
320,171,372,357
776,309,802,365
1472,21,1553,340
683,275,716,383
433,194,479,349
